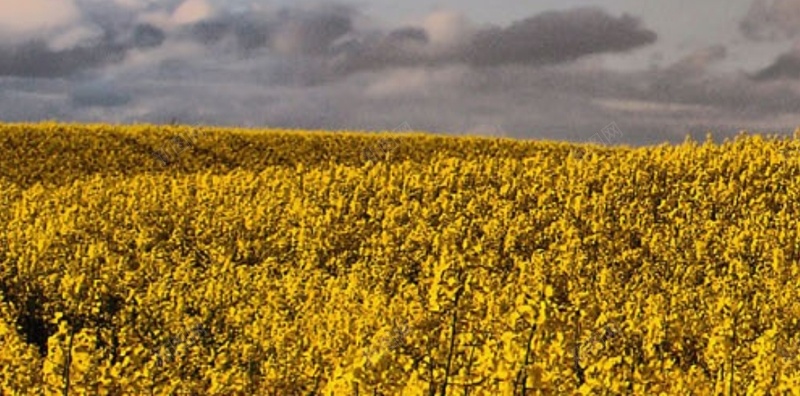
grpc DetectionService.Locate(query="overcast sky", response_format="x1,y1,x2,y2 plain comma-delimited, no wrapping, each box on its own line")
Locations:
2,0,800,145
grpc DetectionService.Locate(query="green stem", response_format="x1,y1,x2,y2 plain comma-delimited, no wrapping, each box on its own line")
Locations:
441,286,464,396
62,323,76,396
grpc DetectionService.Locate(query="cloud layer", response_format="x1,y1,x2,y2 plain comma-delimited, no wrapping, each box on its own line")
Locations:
328,7,657,75
741,0,800,41
0,0,799,146
742,0,800,82
0,3,656,79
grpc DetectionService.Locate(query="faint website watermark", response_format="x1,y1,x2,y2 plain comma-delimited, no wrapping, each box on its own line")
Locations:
578,322,620,367
150,128,210,166
776,335,797,362
362,323,409,370
575,122,624,159
151,325,211,368
362,121,411,162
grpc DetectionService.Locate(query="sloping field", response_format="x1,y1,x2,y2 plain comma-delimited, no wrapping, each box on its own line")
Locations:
2,123,800,395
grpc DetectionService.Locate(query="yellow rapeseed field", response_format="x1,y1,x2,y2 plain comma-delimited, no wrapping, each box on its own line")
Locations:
2,122,800,395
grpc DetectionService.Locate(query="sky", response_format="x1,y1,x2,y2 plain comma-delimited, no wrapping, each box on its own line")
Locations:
2,0,800,146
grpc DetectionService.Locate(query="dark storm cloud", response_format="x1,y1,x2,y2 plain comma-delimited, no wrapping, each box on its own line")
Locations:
740,0,800,83
740,0,800,41
330,7,656,75
328,28,432,74
185,4,355,55
387,27,429,44
751,51,800,81
180,5,655,79
188,16,270,52
190,20,235,46
0,39,125,78
271,5,355,56
70,80,132,107
460,7,657,67
41,60,798,146
666,45,727,74
132,24,167,49
0,23,166,78
470,62,800,118
0,4,656,81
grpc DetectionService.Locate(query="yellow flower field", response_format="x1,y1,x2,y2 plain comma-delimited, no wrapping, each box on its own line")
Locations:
2,122,800,395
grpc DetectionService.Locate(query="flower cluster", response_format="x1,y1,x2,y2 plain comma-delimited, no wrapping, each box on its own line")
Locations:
151,127,210,166
1,123,800,394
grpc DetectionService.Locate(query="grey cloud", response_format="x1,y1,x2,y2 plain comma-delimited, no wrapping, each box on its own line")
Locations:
132,24,166,49
329,7,656,75
751,50,800,81
186,16,272,53
185,4,355,55
666,45,727,74
0,39,126,78
329,28,433,75
271,5,355,56
70,80,132,107
0,23,166,78
29,60,799,146
0,78,71,121
450,62,792,118
460,7,657,67
0,0,181,78
386,27,429,44
631,69,800,116
740,0,800,41
190,20,235,46
181,6,655,80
